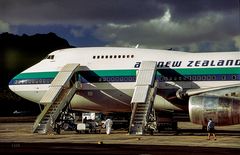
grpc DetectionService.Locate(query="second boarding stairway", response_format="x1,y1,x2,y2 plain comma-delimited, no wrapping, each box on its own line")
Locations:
129,61,158,135
32,63,81,134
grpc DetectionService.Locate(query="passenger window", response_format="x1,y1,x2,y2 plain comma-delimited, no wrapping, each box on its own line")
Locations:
222,75,226,80
197,76,201,81
232,75,237,80
207,76,211,81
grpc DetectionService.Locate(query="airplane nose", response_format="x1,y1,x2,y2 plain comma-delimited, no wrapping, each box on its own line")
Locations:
7,72,44,103
8,78,16,92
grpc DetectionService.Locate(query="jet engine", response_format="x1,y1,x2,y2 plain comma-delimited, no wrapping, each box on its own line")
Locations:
189,95,240,126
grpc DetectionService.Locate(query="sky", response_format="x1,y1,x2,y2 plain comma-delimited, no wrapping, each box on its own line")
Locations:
0,0,240,52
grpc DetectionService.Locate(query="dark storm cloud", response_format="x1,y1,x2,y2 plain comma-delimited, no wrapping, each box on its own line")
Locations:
0,0,238,25
0,0,166,25
94,0,240,51
161,0,238,20
0,0,239,51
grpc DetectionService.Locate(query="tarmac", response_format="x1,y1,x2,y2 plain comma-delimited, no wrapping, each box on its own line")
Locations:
0,119,240,154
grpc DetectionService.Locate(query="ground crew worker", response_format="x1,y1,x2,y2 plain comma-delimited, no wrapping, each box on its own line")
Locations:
207,118,217,140
104,118,113,135
83,117,87,123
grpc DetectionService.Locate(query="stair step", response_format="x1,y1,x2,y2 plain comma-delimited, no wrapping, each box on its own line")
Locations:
41,120,49,124
136,110,147,113
137,103,147,106
135,112,145,115
134,117,144,120
135,113,146,118
134,121,143,124
137,106,147,109
135,114,145,117
45,114,50,117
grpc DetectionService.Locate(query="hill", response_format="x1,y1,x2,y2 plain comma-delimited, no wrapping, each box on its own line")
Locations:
0,32,73,116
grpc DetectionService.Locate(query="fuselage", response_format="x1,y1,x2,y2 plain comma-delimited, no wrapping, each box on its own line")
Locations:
8,47,240,112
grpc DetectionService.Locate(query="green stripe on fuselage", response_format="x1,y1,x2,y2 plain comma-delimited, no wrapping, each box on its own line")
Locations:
13,72,58,79
78,67,240,77
78,70,136,77
13,67,239,80
157,67,240,75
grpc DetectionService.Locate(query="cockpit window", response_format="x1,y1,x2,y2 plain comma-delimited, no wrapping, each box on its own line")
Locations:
45,55,55,60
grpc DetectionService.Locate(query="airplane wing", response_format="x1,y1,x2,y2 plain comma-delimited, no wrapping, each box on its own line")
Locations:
177,84,240,99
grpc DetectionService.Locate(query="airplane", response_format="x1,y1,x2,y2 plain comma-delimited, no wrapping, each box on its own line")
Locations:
8,47,240,134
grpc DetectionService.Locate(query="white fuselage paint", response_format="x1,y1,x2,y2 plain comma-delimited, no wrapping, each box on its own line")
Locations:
9,47,240,112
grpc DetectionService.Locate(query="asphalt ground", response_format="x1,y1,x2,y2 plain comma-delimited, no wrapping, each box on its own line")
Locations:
0,119,240,154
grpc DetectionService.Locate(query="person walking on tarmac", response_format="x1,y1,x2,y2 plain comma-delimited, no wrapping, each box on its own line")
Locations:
103,118,113,135
207,118,217,140
83,117,87,123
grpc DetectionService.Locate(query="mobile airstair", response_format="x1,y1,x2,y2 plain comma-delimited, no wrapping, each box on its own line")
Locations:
129,61,158,135
32,63,81,134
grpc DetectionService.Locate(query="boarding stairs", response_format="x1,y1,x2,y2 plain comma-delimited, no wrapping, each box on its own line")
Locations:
129,61,158,135
32,63,81,134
